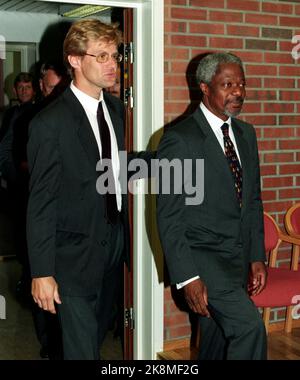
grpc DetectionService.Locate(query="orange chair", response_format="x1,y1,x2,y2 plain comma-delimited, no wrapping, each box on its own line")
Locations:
251,212,300,333
285,202,300,239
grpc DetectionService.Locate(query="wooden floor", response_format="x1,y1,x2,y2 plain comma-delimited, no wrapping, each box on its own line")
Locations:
158,328,300,360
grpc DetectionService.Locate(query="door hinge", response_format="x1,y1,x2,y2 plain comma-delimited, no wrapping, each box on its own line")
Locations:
124,42,134,64
124,307,135,330
124,86,134,108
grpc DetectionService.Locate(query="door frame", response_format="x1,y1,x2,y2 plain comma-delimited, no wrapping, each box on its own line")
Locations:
38,0,164,360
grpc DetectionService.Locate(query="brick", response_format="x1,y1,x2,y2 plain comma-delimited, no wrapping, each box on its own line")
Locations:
280,16,300,27
165,75,188,87
264,127,294,138
263,176,293,189
246,39,277,51
171,0,187,4
171,8,207,20
209,10,243,23
209,37,243,49
169,88,190,100
264,52,294,65
171,61,188,73
280,140,300,150
164,313,190,326
190,0,224,7
245,14,278,26
242,102,262,113
262,2,293,14
279,66,300,77
234,51,263,63
227,0,259,11
264,78,295,88
264,103,294,113
246,65,277,76
280,41,296,52
296,5,300,15
279,189,300,199
245,115,277,126
280,165,300,175
189,23,225,35
279,90,300,101
280,116,300,125
262,28,293,40
257,140,277,151
263,201,293,213
246,78,262,88
169,325,191,339
171,35,207,47
227,25,259,37
246,90,277,101
264,152,294,163
165,47,190,60
262,190,277,202
165,102,188,114
165,21,187,33
260,165,277,176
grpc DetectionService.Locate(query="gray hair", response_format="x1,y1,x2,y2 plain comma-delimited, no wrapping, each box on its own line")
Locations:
196,52,244,85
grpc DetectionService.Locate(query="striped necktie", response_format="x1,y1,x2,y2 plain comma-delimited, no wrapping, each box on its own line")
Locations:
221,123,243,208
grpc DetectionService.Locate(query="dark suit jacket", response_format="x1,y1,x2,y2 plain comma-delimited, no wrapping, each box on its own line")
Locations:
27,88,130,296
156,108,265,295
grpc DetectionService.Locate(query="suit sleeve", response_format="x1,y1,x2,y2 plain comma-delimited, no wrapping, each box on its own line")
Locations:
27,114,61,278
249,127,265,263
156,130,199,285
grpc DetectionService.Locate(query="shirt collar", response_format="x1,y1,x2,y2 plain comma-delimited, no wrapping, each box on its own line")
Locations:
70,81,103,115
200,102,231,133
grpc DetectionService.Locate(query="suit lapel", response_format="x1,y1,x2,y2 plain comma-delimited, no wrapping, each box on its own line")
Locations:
193,108,236,183
104,93,125,152
63,88,100,166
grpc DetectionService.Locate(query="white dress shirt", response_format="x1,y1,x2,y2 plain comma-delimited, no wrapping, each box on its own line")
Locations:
70,82,122,211
177,102,241,289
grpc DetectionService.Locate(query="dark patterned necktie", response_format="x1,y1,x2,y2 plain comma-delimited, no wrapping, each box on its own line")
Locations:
221,123,243,208
97,101,118,224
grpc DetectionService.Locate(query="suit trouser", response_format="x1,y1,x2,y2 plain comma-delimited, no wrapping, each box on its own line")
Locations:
198,288,267,360
57,222,124,360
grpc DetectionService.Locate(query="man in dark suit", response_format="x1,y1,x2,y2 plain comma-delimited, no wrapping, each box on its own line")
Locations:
156,52,267,360
27,19,149,360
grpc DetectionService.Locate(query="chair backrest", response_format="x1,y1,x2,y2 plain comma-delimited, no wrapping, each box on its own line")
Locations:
264,212,279,253
285,202,300,237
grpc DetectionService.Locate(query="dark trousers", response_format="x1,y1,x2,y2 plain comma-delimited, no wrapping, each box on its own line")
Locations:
198,288,267,360
57,222,124,360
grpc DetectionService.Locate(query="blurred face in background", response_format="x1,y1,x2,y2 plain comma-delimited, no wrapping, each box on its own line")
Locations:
40,69,62,97
14,81,35,104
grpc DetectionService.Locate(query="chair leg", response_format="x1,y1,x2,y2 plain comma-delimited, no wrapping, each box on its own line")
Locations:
284,306,293,333
262,307,271,334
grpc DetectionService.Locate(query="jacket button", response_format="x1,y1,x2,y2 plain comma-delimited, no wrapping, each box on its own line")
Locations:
101,240,107,246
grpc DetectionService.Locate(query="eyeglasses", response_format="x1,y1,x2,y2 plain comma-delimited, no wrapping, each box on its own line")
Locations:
84,52,123,63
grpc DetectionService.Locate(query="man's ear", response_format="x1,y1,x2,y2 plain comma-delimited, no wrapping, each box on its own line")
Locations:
200,82,209,96
68,55,81,70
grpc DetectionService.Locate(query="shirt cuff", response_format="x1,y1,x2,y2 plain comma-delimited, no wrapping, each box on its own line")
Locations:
176,275,200,289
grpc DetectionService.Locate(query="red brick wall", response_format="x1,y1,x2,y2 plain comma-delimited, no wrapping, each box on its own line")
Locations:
164,0,300,343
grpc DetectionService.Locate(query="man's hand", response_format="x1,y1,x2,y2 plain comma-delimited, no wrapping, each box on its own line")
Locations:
248,261,267,296
32,276,61,314
183,278,210,317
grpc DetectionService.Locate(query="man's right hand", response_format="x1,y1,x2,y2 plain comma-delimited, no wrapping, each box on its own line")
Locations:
183,278,210,317
32,276,61,314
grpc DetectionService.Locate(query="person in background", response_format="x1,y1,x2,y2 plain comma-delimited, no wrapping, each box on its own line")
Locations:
156,52,267,360
0,72,35,183
12,63,69,360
